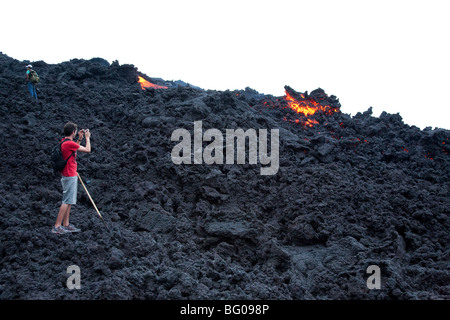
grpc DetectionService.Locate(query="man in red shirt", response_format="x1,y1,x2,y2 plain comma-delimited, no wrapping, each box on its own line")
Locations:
52,122,91,234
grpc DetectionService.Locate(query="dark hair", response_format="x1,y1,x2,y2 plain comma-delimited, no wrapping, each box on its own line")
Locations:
63,122,78,136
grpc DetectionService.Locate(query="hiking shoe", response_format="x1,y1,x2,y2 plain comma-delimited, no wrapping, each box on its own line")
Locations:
63,224,81,233
51,226,70,234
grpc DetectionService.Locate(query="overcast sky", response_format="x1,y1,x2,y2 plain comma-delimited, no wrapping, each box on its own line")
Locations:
2,0,449,129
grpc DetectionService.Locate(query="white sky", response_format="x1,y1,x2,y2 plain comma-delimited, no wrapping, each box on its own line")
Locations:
2,0,449,129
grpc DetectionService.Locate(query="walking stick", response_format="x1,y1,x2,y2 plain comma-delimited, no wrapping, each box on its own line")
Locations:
77,173,111,231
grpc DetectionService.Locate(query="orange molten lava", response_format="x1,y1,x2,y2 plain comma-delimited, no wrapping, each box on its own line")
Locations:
305,119,319,127
285,92,317,117
284,91,338,117
138,76,168,90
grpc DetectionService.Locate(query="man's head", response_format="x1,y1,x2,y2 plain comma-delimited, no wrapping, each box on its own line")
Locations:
64,122,78,137
26,64,32,70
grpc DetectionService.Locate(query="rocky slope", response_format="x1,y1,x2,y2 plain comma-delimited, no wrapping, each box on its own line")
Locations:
0,52,448,299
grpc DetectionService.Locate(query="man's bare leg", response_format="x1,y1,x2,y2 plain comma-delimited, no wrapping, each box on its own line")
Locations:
55,204,71,227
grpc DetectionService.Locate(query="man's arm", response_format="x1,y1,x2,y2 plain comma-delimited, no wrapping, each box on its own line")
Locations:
77,130,91,153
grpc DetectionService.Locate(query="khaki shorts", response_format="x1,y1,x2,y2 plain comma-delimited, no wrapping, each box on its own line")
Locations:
61,176,78,205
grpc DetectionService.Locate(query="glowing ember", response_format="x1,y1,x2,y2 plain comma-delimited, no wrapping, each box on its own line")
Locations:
305,119,319,127
137,76,168,90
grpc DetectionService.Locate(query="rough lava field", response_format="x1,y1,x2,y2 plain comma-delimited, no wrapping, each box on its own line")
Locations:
0,52,448,300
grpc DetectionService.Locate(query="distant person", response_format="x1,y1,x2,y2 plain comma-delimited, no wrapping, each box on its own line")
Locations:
25,64,38,100
52,122,91,234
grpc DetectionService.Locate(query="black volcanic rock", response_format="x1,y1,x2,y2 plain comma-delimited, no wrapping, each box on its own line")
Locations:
0,52,448,300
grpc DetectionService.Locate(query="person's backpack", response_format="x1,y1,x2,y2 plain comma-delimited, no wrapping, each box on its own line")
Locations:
29,69,40,84
51,139,74,172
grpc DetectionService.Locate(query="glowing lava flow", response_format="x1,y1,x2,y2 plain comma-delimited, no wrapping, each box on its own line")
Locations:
284,91,339,117
277,88,340,127
285,92,317,117
138,76,168,90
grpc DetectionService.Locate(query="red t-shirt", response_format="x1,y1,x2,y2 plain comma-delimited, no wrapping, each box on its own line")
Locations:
61,139,80,177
